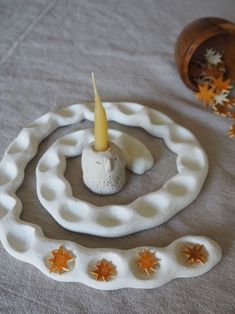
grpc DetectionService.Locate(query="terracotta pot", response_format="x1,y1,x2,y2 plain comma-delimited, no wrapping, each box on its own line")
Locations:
175,17,235,91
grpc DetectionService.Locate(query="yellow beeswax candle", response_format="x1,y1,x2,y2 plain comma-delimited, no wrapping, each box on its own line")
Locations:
91,73,109,151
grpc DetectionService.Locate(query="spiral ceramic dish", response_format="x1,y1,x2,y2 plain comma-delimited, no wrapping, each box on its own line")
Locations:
32,102,208,237
0,102,218,289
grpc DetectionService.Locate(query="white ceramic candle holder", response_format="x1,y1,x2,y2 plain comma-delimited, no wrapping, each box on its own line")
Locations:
0,102,218,290
81,142,126,195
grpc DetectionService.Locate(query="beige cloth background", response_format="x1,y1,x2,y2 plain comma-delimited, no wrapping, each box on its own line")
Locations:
0,0,235,313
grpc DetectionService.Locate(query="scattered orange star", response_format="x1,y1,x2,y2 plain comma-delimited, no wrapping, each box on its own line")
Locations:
181,244,208,265
136,249,160,276
49,245,74,274
195,84,217,107
213,104,230,117
212,77,232,93
227,111,235,119
91,259,117,281
203,64,225,79
228,124,235,138
227,97,235,108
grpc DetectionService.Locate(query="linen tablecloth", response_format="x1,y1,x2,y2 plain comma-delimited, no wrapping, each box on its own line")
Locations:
0,0,234,313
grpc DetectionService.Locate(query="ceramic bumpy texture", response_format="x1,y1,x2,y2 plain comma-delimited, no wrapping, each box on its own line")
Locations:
81,142,126,194
0,102,220,289
35,102,209,236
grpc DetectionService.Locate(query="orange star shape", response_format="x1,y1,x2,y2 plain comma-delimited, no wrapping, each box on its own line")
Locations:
195,84,216,107
49,245,74,274
212,77,232,93
181,244,208,265
213,104,230,117
227,111,235,119
91,259,117,281
228,124,235,138
226,97,235,108
203,64,224,79
136,249,160,276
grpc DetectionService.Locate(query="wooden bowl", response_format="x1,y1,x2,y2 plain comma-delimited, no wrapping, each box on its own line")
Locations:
175,17,235,91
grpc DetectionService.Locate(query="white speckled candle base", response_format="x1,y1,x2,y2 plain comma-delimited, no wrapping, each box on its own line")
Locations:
81,142,126,195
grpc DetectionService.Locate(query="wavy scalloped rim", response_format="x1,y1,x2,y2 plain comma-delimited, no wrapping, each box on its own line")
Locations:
0,102,219,289
33,102,208,237
36,128,156,235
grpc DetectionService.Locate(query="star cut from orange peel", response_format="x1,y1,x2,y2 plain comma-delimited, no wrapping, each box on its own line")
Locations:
212,77,232,93
228,124,235,138
181,243,208,265
203,64,225,79
91,259,117,281
227,111,235,119
213,104,230,117
136,249,160,276
227,97,235,108
195,84,217,108
49,245,74,274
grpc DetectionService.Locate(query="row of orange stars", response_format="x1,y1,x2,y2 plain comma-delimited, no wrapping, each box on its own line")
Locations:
48,243,208,281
